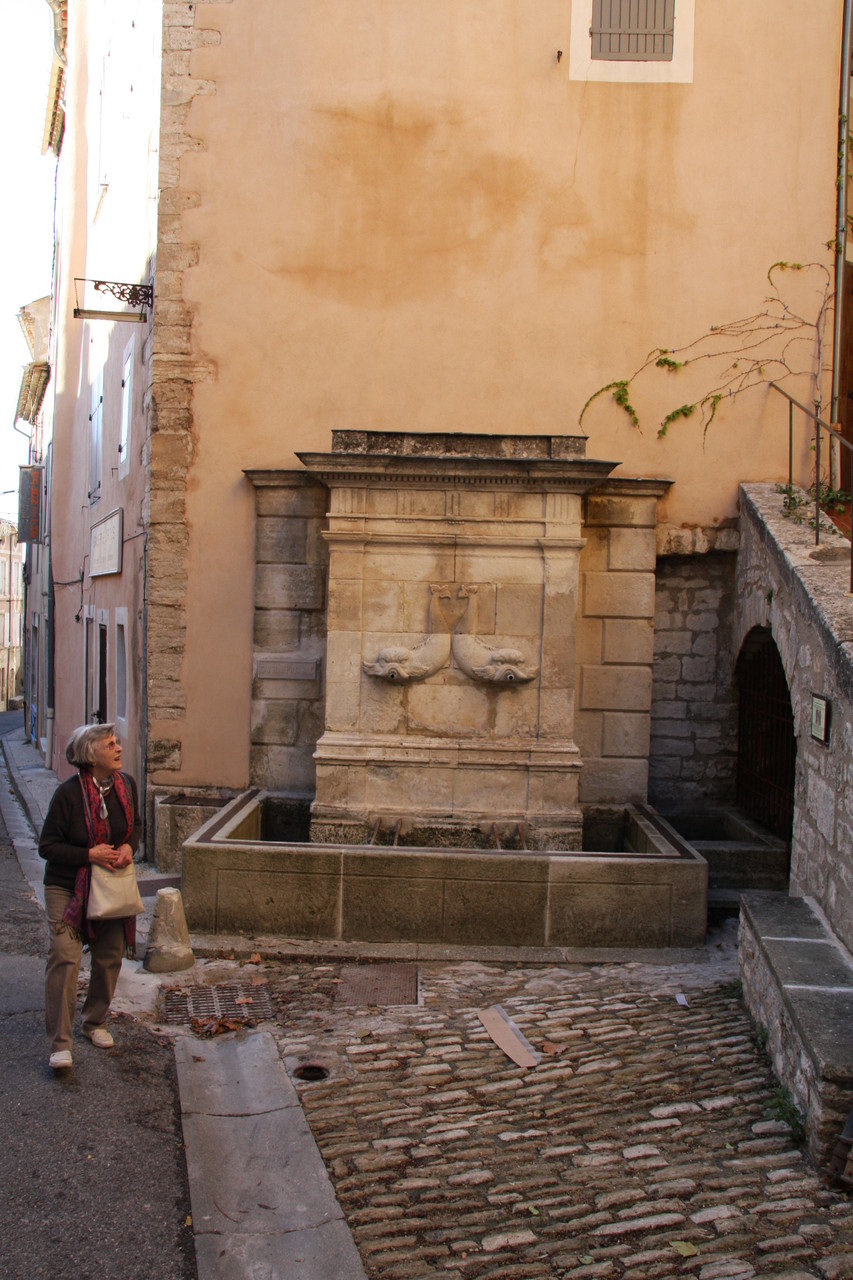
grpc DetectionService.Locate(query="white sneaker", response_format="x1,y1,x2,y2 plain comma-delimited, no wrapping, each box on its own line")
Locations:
49,1050,73,1071
84,1027,115,1049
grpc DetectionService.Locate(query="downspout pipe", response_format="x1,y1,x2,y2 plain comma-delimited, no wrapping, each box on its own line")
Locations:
831,0,853,432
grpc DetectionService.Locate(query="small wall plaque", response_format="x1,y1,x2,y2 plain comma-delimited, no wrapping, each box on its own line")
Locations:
90,508,123,577
811,694,830,745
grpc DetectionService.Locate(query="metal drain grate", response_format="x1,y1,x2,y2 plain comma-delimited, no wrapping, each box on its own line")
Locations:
160,982,275,1027
335,963,419,1007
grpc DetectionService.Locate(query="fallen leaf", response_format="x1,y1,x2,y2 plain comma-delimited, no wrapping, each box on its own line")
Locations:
190,1015,244,1038
249,953,262,965
527,1204,540,1216
541,1041,565,1056
185,1216,193,1228
669,1240,699,1257
234,996,253,1005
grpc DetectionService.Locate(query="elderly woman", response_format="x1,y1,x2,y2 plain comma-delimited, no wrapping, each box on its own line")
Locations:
39,723,142,1072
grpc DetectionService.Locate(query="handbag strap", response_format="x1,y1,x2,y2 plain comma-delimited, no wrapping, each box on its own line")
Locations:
78,773,96,844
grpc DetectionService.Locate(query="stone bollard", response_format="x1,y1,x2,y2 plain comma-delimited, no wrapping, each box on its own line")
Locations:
143,887,195,973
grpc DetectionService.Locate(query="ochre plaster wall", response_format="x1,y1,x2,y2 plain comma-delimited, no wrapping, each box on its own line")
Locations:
151,0,842,788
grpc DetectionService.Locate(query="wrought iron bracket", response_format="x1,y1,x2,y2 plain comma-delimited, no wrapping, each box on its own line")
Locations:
73,278,153,322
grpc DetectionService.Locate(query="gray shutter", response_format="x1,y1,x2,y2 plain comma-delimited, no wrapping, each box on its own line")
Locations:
591,0,675,62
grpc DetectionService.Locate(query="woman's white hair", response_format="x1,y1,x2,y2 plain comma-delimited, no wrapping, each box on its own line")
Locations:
65,723,117,767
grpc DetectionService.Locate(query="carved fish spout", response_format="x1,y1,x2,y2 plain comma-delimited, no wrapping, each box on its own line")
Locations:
451,583,538,684
362,635,451,682
451,634,538,684
362,581,537,684
363,583,454,681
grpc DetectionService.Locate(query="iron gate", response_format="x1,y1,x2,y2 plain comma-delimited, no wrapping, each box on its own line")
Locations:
736,630,796,841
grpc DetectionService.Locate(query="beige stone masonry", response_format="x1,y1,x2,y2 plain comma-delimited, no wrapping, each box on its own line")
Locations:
246,472,329,796
246,443,670,838
576,481,671,805
295,432,624,847
147,0,227,765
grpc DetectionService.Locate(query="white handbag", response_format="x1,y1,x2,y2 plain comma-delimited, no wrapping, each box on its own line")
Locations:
87,862,145,919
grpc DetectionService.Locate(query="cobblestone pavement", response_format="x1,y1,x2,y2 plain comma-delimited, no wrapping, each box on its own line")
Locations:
241,925,853,1280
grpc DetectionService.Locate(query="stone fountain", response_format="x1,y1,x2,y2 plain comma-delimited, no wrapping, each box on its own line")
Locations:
179,431,708,949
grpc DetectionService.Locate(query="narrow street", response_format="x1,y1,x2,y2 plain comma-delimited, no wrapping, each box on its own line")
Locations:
0,725,196,1280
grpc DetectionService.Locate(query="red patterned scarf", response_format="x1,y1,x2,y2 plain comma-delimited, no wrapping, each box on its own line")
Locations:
63,770,137,955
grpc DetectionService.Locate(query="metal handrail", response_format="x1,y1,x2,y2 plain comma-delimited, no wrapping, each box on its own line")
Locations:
768,382,853,591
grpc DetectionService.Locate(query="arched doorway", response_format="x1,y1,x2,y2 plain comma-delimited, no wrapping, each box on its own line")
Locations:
735,627,796,846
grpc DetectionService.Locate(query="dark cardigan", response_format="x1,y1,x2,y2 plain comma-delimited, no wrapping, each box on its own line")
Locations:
39,772,142,892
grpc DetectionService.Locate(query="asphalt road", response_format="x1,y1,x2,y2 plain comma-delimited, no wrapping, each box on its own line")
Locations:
0,770,197,1280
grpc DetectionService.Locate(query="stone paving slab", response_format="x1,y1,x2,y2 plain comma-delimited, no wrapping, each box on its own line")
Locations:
176,1030,301,1115
194,1221,369,1280
763,940,853,990
789,991,853,1079
181,1109,344,1234
739,895,830,942
175,1031,367,1280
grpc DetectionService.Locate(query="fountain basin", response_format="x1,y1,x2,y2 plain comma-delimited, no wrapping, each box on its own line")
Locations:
182,793,707,949
659,805,789,897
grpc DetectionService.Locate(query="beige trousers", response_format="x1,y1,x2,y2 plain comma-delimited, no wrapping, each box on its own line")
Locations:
44,885,125,1053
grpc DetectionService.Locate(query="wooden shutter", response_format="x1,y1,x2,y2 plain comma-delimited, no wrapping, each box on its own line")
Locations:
591,0,675,62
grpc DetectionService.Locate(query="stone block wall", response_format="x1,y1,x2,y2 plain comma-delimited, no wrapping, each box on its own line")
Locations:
739,892,853,1165
247,473,329,794
148,0,221,773
736,485,853,954
575,483,667,804
648,552,738,809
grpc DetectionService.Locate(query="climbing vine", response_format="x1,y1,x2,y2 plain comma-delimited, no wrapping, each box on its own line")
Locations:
578,261,832,438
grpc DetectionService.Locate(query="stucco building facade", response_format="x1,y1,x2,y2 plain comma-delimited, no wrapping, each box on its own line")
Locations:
0,522,24,712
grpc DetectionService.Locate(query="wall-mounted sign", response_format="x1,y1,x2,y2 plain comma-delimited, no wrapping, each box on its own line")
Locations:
90,508,123,577
811,693,831,745
18,466,43,542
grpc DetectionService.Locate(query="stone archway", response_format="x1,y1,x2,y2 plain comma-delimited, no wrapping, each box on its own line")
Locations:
735,626,796,849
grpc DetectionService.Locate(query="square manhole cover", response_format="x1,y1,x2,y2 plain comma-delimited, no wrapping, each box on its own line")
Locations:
335,963,419,1006
161,982,275,1027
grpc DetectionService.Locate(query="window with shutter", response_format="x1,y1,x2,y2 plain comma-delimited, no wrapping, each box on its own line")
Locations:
118,339,133,480
591,0,675,62
570,1,692,88
88,368,103,506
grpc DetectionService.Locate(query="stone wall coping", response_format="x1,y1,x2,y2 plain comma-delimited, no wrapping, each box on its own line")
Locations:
245,466,673,500
739,483,853,701
740,891,853,1084
244,469,320,489
296,451,618,490
592,477,674,497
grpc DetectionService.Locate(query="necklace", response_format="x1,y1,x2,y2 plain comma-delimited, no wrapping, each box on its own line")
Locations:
94,775,114,820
